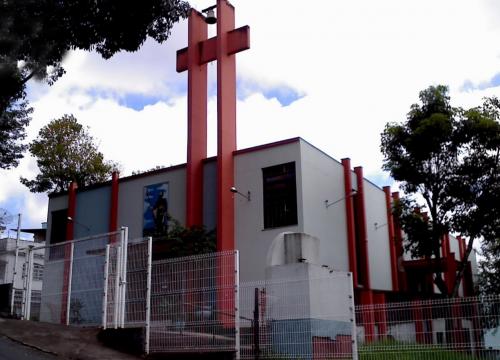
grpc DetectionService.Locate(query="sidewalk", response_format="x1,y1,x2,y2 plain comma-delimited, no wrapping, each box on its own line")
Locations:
0,318,141,360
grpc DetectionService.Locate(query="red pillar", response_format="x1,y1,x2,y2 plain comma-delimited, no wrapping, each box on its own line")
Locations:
354,166,370,289
185,10,208,227
392,191,407,291
360,290,375,342
412,300,425,343
109,172,119,233
383,186,398,292
216,0,237,252
65,181,77,241
373,293,387,340
62,181,77,324
342,158,358,287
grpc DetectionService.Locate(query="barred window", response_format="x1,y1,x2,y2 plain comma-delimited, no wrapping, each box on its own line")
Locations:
33,264,44,281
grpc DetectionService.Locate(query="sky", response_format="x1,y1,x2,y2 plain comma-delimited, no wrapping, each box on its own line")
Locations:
1,0,500,233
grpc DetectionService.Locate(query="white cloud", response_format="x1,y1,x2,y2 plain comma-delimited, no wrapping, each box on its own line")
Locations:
3,0,500,228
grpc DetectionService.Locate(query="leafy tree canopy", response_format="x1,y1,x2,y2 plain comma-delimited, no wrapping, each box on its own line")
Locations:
0,0,190,167
21,114,119,193
0,94,32,169
381,85,500,296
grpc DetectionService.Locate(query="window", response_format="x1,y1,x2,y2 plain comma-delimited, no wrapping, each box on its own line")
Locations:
33,264,44,281
262,162,298,229
50,209,68,245
0,261,6,283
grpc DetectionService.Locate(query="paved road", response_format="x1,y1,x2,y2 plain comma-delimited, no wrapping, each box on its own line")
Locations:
0,336,58,360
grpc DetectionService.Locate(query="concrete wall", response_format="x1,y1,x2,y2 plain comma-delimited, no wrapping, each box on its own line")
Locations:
235,141,303,282
364,179,393,291
299,141,350,272
118,167,186,240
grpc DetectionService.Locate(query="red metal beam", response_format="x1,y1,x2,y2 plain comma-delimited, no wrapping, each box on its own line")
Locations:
184,10,208,227
176,26,250,72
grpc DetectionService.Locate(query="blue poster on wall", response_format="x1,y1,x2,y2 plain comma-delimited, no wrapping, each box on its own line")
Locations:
143,182,169,238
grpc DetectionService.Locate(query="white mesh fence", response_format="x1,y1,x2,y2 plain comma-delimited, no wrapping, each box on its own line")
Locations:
239,273,356,360
21,229,124,325
147,250,239,355
355,295,500,359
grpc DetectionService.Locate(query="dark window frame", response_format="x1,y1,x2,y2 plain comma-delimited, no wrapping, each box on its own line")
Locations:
262,162,298,229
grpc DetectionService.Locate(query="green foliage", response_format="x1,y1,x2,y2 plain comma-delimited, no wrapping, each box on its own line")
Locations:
154,217,216,259
0,0,190,167
381,85,500,296
0,93,32,169
20,114,119,193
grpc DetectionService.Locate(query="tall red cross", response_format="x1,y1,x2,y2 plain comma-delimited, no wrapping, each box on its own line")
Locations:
176,0,250,252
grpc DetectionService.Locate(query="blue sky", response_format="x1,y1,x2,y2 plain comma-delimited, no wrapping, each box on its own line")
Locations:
1,0,500,232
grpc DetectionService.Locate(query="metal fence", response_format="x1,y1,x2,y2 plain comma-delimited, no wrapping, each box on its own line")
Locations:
355,295,500,359
239,273,356,360
103,235,152,329
147,250,239,356
20,229,126,325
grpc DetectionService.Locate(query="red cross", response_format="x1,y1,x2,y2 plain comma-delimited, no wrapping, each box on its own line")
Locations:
176,0,250,252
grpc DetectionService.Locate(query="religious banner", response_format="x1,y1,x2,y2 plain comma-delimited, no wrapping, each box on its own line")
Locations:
143,182,169,238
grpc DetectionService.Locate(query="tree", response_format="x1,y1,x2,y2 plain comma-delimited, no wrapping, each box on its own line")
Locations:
21,114,119,193
0,0,190,167
0,94,32,169
381,85,500,296
152,217,216,260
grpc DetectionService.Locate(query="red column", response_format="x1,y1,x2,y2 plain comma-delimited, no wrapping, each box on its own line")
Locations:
62,181,77,324
342,158,358,287
373,293,387,340
412,300,425,343
109,172,119,233
360,290,375,342
392,191,407,291
216,0,237,251
185,10,208,227
446,252,457,294
65,181,77,241
383,186,398,292
354,166,370,289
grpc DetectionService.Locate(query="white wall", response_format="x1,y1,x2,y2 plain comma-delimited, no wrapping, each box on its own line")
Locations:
364,180,393,291
118,167,186,240
235,140,303,282
299,141,350,272
449,234,461,260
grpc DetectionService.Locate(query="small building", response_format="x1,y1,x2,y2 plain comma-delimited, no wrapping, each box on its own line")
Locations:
0,230,46,318
45,137,478,307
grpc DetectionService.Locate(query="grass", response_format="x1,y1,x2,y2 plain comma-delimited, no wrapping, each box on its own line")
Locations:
358,340,480,360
